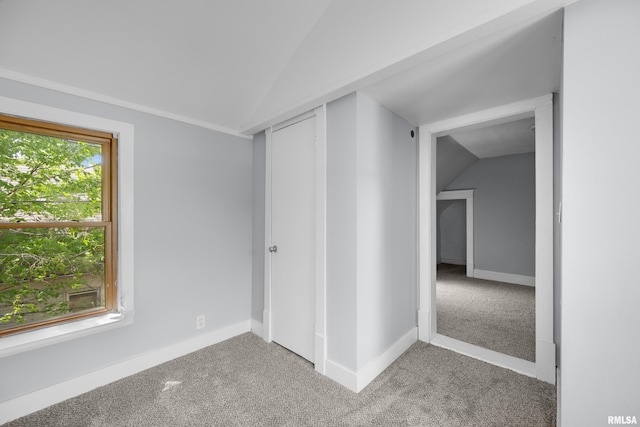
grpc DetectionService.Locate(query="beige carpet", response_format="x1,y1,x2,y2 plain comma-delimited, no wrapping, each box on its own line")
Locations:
437,263,536,362
5,332,555,426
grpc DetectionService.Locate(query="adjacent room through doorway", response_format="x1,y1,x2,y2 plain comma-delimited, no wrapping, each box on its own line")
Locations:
434,117,537,363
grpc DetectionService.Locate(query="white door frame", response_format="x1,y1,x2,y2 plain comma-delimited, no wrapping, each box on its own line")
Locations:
419,94,556,384
436,190,474,277
263,106,327,375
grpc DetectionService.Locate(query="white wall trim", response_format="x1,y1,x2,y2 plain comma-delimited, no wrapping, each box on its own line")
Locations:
419,94,556,384
534,100,555,384
272,110,316,132
424,95,551,136
356,327,417,392
431,333,536,378
418,121,437,343
556,366,562,427
325,327,418,393
437,189,474,277
474,269,535,287
0,96,135,358
536,339,556,385
0,320,251,425
0,68,250,140
263,127,273,343
436,189,474,200
325,359,358,393
313,105,328,375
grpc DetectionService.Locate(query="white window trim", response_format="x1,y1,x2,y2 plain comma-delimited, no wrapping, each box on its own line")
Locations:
436,189,474,278
0,96,134,358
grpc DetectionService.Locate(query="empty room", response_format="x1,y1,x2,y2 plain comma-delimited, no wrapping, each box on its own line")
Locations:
435,117,537,364
1,1,639,426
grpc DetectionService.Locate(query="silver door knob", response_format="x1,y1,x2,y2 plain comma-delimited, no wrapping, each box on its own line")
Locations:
269,245,278,253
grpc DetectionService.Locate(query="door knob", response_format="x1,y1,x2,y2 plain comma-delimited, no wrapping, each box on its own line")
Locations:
269,245,278,253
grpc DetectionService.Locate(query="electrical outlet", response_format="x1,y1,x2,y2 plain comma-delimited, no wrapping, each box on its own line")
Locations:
196,315,205,330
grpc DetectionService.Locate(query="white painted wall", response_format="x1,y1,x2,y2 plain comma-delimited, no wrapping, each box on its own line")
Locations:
445,153,535,277
325,92,417,376
355,93,417,370
0,78,253,403
326,93,359,371
562,0,640,424
327,94,417,373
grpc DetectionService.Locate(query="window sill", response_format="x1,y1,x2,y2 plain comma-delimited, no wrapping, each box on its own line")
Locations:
0,311,134,358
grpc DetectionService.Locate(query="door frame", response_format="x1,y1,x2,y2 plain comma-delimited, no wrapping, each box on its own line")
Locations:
418,94,556,384
436,190,474,277
263,106,327,374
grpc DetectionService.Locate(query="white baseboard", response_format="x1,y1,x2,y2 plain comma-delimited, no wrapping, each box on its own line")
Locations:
325,359,358,392
262,309,270,342
356,327,417,391
418,309,431,342
536,339,557,385
431,333,536,378
314,332,327,375
473,269,535,287
250,318,263,338
325,327,418,393
557,366,562,427
0,320,251,425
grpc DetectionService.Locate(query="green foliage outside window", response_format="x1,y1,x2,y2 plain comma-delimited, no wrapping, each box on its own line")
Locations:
0,128,106,329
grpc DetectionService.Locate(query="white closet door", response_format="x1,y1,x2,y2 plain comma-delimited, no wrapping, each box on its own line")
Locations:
270,116,316,362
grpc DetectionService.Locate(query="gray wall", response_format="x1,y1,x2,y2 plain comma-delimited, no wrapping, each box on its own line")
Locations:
436,135,478,193
0,78,253,402
251,132,266,324
562,0,640,424
326,92,417,371
445,153,535,277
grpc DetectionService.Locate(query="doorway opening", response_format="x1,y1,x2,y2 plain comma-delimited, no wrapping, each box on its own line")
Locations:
419,95,555,384
436,190,474,276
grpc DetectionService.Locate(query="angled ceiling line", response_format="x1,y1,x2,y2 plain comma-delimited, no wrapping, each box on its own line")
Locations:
0,68,252,139
241,0,335,129
240,1,570,135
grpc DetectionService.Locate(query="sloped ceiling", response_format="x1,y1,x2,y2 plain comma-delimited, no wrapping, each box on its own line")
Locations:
360,12,562,127
0,0,573,137
448,116,536,158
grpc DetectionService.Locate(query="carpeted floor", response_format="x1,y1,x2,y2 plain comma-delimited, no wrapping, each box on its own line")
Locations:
5,332,555,426
437,263,536,362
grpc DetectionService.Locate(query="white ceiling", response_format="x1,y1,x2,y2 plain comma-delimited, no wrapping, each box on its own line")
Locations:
447,116,536,158
360,11,562,127
0,0,570,138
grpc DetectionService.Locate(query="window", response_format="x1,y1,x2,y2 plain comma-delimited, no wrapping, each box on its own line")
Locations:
0,113,118,336
68,290,99,311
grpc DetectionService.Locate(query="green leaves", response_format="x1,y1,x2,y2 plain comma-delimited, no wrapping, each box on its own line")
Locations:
0,129,102,222
1,128,106,329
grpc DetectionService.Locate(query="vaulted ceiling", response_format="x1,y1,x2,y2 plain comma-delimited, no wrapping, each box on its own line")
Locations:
0,0,573,138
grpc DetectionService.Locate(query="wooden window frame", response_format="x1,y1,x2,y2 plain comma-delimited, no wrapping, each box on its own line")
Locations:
0,113,118,336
